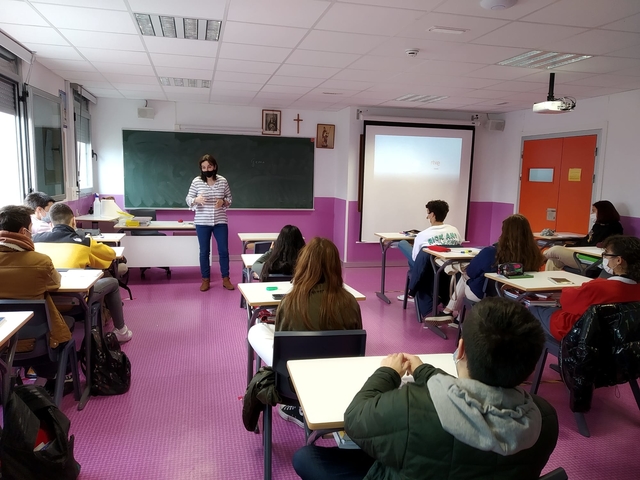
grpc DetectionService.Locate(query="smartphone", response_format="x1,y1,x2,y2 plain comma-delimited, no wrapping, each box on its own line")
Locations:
549,277,573,285
272,293,286,300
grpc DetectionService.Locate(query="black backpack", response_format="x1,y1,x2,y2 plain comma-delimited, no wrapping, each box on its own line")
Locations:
80,327,131,396
1,385,80,480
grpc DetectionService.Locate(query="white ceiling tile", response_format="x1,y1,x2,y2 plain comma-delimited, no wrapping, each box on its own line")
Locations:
484,81,548,93
350,91,396,100
315,3,423,36
216,59,280,75
521,0,640,28
609,45,640,59
166,94,210,103
286,50,361,68
87,88,124,98
127,0,225,18
464,89,516,100
0,23,69,45
218,44,292,63
119,90,167,100
408,60,486,76
398,13,509,43
503,91,546,103
348,55,419,72
332,69,398,82
516,70,596,83
227,0,329,28
76,81,114,89
430,43,530,64
214,71,272,84
154,67,212,80
23,43,82,60
102,74,159,85
162,85,208,94
567,74,640,87
1,0,49,26
308,88,358,97
149,53,215,70
37,58,95,72
542,30,640,56
434,0,557,21
78,47,150,64
143,37,219,57
267,76,325,87
60,30,144,51
211,81,262,92
376,100,420,108
336,0,442,11
553,56,640,74
31,0,127,10
261,84,313,95
111,83,163,91
472,22,587,49
298,31,387,55
318,79,375,90
209,94,254,104
222,22,307,48
51,70,107,82
391,72,501,89
275,64,340,79
602,12,640,33
209,90,256,100
30,4,137,34
615,66,640,77
92,62,156,76
467,65,538,81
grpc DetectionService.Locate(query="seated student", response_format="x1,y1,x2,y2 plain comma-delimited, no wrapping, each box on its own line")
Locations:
530,234,640,340
33,203,133,343
251,225,305,281
430,214,545,321
0,205,73,382
24,191,55,234
247,237,363,427
292,297,559,480
545,200,623,272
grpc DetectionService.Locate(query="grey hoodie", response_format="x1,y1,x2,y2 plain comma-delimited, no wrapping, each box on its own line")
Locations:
427,374,542,456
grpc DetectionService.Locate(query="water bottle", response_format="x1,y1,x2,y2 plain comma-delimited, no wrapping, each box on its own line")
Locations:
93,193,101,217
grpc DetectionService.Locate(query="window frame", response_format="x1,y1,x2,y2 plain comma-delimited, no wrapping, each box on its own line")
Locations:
74,93,93,195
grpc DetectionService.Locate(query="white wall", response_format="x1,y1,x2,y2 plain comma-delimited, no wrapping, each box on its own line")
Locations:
475,89,640,218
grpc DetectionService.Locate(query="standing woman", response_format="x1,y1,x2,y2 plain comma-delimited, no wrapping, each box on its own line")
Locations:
186,154,234,292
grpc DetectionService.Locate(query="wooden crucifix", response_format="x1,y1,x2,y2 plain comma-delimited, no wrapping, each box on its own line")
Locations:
293,113,303,134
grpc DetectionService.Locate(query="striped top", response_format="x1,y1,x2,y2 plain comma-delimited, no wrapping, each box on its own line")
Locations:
185,175,232,226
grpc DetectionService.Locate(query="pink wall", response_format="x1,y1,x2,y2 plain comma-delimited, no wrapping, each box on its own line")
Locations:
467,202,514,246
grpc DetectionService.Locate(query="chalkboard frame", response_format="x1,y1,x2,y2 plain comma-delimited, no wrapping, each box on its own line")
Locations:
122,129,316,210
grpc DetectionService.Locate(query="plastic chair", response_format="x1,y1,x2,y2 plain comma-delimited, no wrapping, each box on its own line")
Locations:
128,208,171,279
261,330,367,480
0,300,81,407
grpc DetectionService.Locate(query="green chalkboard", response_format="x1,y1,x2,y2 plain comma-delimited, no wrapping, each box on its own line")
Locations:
122,130,315,209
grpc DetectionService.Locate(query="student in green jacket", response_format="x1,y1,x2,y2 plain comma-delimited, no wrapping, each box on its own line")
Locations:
292,297,559,480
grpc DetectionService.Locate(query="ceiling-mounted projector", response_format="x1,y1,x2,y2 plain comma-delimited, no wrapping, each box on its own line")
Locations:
533,73,575,114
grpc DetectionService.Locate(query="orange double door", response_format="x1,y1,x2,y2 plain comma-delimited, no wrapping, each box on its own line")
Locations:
518,135,597,233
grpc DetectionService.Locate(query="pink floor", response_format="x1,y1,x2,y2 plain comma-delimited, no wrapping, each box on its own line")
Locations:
54,263,640,479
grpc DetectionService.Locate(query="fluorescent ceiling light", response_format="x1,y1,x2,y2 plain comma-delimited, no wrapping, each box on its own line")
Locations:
498,50,592,69
159,77,170,86
394,94,449,103
428,26,467,35
135,13,154,36
201,80,211,88
206,20,221,41
173,78,184,87
183,18,198,40
159,16,177,38
186,79,197,88
134,13,221,41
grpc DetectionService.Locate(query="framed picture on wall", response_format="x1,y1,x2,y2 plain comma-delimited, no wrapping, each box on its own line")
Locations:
316,124,335,149
262,109,281,136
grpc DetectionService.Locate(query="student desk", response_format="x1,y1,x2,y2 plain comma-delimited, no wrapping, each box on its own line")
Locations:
112,246,124,259
92,233,126,245
567,246,603,275
238,281,366,384
239,253,263,308
485,271,591,301
118,221,198,268
238,233,279,254
533,232,585,249
75,214,120,231
0,311,34,408
54,269,103,410
373,233,415,304
423,247,481,340
287,353,456,441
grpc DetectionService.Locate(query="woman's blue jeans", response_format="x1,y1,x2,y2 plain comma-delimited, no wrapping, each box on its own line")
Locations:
196,224,230,279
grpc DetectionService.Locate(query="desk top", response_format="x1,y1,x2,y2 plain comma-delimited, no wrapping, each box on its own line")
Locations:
425,247,480,260
241,253,263,268
57,269,103,292
485,271,591,292
533,232,585,240
567,246,603,257
0,311,34,346
288,353,457,430
92,233,126,243
117,221,196,230
76,214,120,222
238,281,365,307
112,246,124,259
374,232,416,242
238,233,279,243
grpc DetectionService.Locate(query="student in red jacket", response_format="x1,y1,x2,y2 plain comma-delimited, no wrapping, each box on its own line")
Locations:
530,235,640,340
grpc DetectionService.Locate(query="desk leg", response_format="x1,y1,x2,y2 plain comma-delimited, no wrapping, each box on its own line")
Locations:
376,239,392,304
421,256,450,340
242,241,248,254
77,289,96,411
246,305,261,385
1,334,20,410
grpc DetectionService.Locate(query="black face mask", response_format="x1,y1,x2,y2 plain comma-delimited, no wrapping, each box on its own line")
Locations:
203,170,216,178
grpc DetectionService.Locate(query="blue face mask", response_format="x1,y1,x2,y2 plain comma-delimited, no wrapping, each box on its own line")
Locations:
452,348,460,364
42,213,51,223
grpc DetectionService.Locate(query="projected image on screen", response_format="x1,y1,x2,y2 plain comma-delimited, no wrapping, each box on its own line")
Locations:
360,123,474,243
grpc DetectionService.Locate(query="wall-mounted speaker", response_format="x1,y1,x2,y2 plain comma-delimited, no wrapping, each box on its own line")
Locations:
486,119,505,131
137,107,155,119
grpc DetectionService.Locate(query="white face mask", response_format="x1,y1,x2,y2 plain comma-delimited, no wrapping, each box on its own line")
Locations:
589,213,597,229
602,257,614,275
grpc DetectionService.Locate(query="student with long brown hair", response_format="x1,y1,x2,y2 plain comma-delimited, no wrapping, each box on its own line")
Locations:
247,237,363,426
428,214,545,321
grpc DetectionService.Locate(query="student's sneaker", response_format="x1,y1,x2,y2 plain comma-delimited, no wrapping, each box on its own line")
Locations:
44,374,74,398
423,311,454,322
278,405,305,428
113,325,133,343
396,294,414,302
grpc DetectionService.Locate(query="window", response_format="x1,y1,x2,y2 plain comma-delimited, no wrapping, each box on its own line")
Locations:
74,93,92,191
0,76,24,207
30,87,65,198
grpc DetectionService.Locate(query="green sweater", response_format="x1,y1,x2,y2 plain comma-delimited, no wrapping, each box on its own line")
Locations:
345,364,558,480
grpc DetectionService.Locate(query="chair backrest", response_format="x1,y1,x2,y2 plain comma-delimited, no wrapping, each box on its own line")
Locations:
272,330,367,400
254,241,272,254
560,302,640,412
0,300,55,362
262,274,293,283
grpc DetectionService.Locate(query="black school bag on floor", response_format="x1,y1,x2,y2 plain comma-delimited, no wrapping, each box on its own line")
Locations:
0,385,80,480
80,327,131,396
